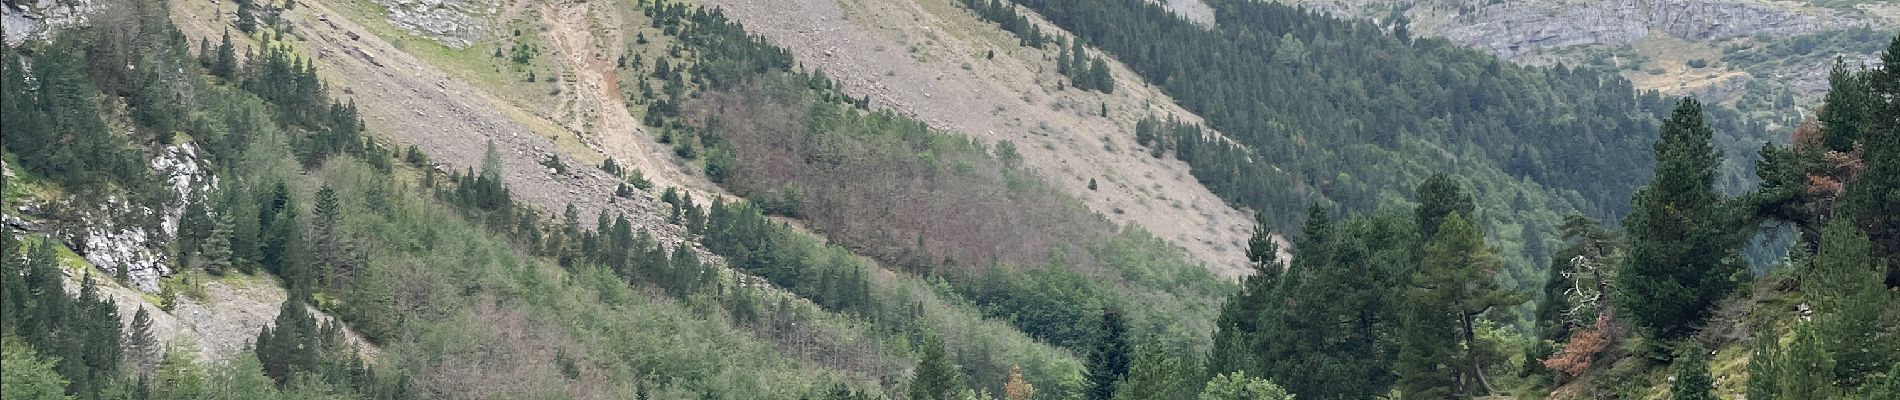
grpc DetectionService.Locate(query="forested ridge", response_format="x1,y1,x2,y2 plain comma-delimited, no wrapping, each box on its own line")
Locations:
984,0,1781,294
3,0,1898,399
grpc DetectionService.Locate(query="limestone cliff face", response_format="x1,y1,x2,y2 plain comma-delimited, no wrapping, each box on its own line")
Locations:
1294,0,1865,58
375,0,499,49
3,0,105,46
1434,0,1856,58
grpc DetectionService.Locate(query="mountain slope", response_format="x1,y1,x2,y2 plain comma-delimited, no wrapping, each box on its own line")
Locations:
699,0,1266,277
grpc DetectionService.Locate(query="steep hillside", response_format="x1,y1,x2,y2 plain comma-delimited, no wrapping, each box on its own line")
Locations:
696,0,1264,277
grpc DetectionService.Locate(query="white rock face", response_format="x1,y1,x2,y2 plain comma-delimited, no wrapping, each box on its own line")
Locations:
376,0,500,49
74,144,212,293
79,196,169,292
3,0,105,46
152,143,216,238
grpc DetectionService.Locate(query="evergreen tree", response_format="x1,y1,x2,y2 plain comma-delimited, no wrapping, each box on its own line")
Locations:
1806,218,1896,386
1748,325,1784,400
1398,213,1519,398
1086,308,1132,400
1780,323,1838,399
1671,344,1716,400
1197,371,1292,400
1,338,74,400
1088,58,1113,93
1816,59,1873,153
178,188,214,264
311,184,347,289
1840,36,1900,285
1115,336,1199,400
125,307,158,378
1616,98,1736,339
910,334,965,400
212,29,237,79
235,0,258,33
154,341,206,399
1414,173,1475,240
201,211,236,275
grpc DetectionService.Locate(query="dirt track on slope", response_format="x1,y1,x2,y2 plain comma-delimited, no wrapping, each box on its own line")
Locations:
698,0,1275,278
170,0,707,252
540,0,731,199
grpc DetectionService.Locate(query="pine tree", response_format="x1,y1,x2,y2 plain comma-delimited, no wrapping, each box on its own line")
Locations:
1748,325,1783,400
1671,344,1716,400
178,187,214,264
1089,58,1113,93
1780,323,1838,399
910,334,965,400
1616,98,1736,339
1086,308,1132,400
1,49,48,162
1816,58,1873,153
1841,35,1900,285
235,0,258,33
1,338,74,400
1806,218,1896,386
1398,213,1518,398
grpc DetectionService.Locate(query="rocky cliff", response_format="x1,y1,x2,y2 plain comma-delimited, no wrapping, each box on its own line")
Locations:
3,0,105,46
1293,0,1867,58
374,0,498,48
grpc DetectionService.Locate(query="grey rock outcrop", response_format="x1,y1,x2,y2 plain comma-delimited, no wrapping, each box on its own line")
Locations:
1296,0,1864,59
68,143,211,292
76,195,169,292
375,0,499,49
3,0,105,46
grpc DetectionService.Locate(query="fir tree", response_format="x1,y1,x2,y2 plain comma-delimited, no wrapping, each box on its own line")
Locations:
201,211,236,276
125,307,158,378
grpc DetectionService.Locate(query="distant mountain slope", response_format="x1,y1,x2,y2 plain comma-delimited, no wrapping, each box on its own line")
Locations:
1280,0,1895,125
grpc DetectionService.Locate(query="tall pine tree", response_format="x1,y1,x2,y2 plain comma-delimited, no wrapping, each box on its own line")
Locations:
1806,218,1897,386
1616,98,1737,339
